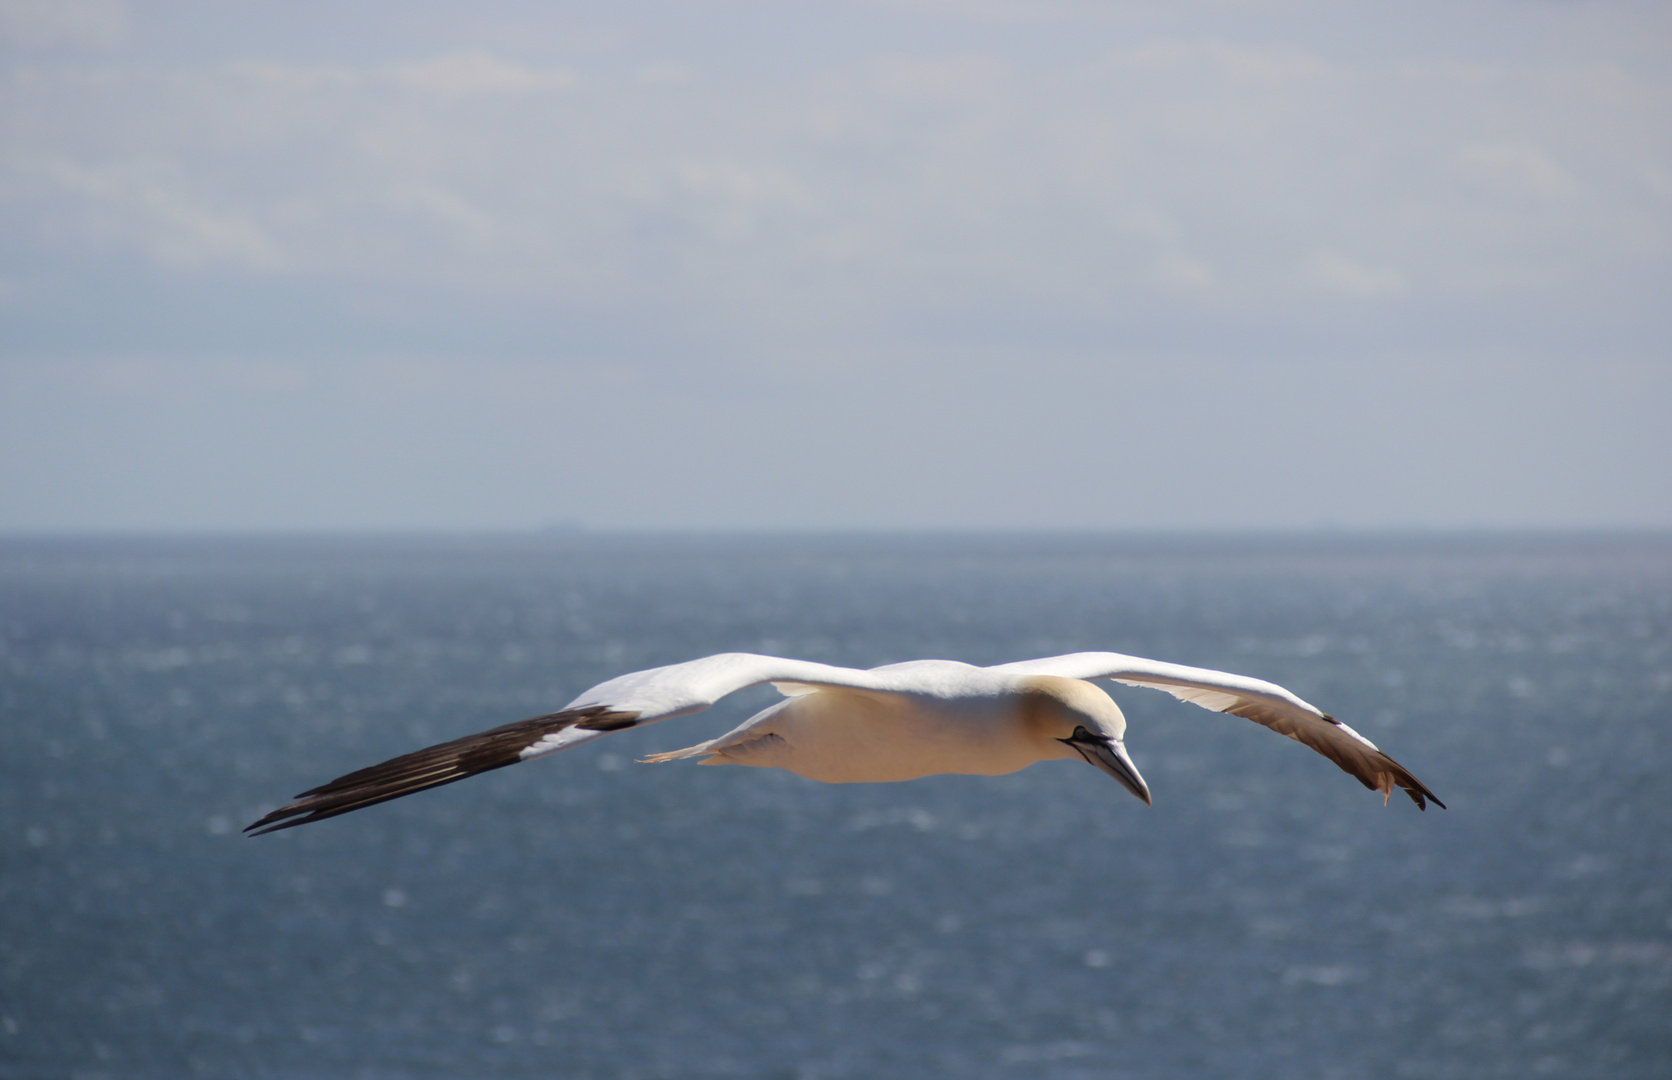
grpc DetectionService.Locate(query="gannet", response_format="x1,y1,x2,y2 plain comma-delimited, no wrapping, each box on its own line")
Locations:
245,651,1443,835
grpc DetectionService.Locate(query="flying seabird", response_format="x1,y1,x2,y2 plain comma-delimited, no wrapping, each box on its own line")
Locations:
245,650,1443,835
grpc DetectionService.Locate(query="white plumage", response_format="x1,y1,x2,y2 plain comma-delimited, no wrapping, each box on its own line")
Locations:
247,650,1443,835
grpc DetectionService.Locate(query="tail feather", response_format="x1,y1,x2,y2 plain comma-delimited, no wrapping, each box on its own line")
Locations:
639,741,718,764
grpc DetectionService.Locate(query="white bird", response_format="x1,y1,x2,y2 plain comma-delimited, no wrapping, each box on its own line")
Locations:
246,651,1443,835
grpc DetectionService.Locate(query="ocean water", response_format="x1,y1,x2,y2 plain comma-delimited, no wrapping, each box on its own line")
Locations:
1,533,1668,1080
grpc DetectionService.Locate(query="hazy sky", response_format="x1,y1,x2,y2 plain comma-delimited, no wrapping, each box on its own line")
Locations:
2,0,1668,531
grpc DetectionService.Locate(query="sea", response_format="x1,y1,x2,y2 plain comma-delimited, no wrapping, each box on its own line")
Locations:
1,533,1668,1080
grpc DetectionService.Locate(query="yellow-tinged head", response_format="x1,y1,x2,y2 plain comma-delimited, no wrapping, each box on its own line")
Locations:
1017,676,1128,741
1017,676,1151,805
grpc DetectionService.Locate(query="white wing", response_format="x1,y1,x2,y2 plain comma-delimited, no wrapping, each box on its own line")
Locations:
989,652,1444,810
559,652,910,724
245,653,919,833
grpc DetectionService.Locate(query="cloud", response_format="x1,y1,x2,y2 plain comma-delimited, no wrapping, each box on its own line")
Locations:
1305,252,1406,297
3,25,1661,323
25,154,281,270
1,2,1668,529
1458,142,1574,199
0,0,125,51
1152,253,1215,288
385,51,576,99
387,184,500,248
1103,39,1329,83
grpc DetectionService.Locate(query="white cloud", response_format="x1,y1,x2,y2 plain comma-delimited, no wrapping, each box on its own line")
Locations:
675,161,811,208
1103,39,1329,83
0,0,125,50
1458,142,1574,199
26,154,281,270
385,51,576,99
1305,252,1406,297
1,1,1669,529
1152,253,1215,288
3,21,1661,312
388,184,500,248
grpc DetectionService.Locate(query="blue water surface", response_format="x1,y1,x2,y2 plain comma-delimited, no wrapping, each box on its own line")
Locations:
1,533,1668,1079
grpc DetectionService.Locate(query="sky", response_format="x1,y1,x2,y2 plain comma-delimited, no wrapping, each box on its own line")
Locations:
1,0,1668,532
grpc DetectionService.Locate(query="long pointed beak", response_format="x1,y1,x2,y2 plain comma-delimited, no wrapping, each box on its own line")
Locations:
1060,725,1151,806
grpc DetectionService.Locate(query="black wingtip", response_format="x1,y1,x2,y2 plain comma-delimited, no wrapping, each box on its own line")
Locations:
1398,775,1444,812
244,705,637,835
244,814,302,837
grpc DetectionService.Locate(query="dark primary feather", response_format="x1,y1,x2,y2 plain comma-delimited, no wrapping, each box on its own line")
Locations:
1224,701,1445,810
244,705,638,835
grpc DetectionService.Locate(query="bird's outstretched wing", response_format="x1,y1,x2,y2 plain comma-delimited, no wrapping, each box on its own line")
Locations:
987,652,1444,810
245,654,893,834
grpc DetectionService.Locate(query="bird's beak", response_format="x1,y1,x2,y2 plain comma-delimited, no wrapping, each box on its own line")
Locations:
1060,726,1151,806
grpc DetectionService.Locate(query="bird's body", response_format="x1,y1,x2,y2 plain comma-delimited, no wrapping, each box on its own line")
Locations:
247,650,1443,836
647,673,1104,784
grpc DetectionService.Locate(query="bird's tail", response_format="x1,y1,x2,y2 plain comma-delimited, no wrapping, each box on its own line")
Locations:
639,740,720,764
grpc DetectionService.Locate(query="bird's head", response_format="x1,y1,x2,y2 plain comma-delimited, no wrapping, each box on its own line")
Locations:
1018,676,1152,805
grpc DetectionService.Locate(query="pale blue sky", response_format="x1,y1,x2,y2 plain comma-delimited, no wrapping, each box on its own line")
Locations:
2,0,1668,531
